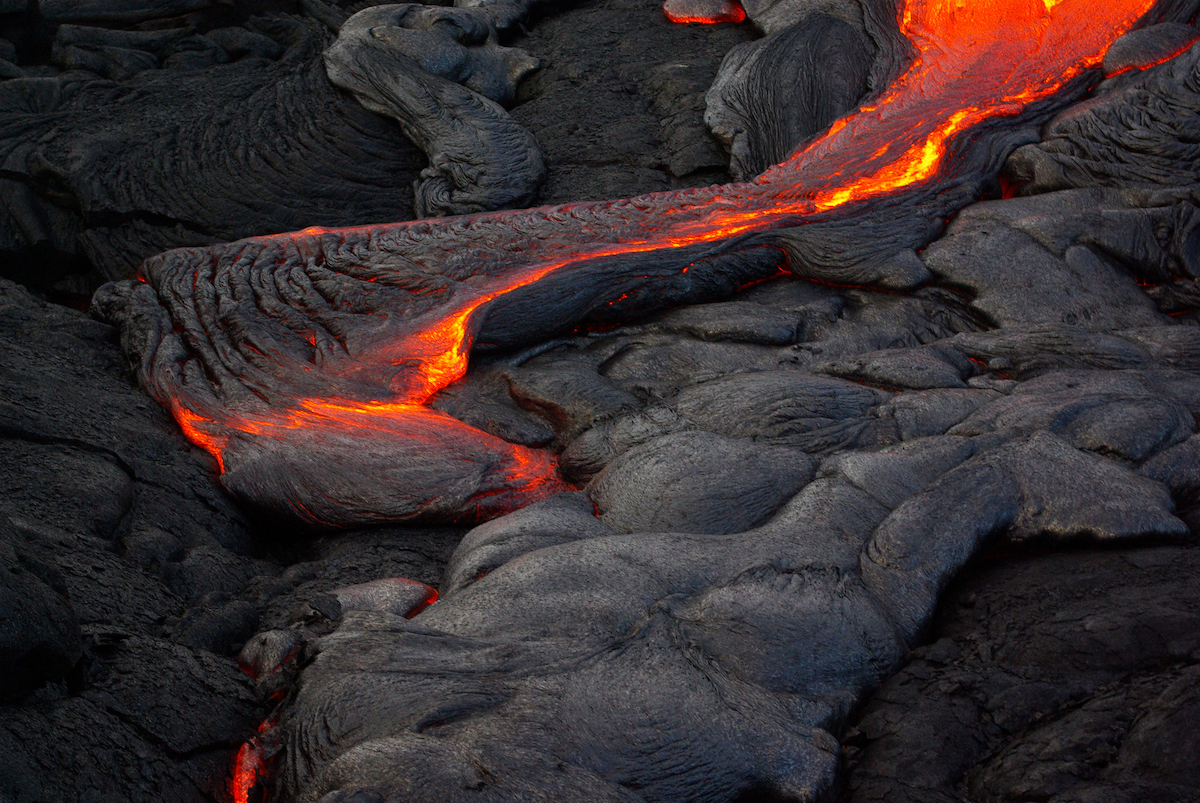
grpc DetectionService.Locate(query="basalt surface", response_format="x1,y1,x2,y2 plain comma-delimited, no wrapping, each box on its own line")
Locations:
0,0,557,294
2,0,1200,802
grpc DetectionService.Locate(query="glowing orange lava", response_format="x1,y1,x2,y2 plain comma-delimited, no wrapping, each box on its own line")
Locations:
173,0,1170,521
407,584,439,618
231,736,268,803
663,0,747,24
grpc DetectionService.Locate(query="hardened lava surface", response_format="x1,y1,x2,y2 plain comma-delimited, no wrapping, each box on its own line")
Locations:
0,0,747,798
142,3,1200,803
3,0,1200,801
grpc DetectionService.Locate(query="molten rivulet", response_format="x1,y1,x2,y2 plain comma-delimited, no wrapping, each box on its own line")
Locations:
96,0,1176,527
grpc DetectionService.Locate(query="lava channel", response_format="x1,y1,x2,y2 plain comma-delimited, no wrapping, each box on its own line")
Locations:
111,0,1179,527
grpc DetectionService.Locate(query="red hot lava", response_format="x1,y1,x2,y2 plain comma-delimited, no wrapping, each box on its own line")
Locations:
232,719,277,803
211,0,1182,792
663,0,747,24
162,0,1168,526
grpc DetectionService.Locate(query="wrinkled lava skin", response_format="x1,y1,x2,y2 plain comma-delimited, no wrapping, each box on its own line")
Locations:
94,0,1195,528
261,430,1189,802
85,0,1200,800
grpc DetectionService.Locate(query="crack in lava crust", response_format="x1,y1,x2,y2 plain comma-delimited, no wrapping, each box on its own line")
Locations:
97,0,1175,527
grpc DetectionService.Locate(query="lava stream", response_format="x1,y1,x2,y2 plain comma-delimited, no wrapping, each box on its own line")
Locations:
167,0,1165,524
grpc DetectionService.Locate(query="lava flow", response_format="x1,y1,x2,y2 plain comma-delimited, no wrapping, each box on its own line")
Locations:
662,0,747,24
231,719,277,803
152,0,1171,526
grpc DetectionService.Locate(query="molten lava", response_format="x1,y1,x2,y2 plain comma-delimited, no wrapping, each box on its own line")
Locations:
232,719,277,803
406,583,439,618
663,0,747,24
165,0,1170,524
231,739,266,803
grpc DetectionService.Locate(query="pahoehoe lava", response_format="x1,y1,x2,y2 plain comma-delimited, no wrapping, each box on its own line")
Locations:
4,0,1200,799
95,0,1193,529
82,0,1200,799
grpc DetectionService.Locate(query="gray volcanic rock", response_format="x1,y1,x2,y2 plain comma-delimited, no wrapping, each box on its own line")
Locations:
51,24,225,79
1006,37,1200,193
0,16,426,287
253,525,462,631
0,5,553,292
0,634,258,802
1142,433,1200,499
0,518,81,703
812,343,974,390
560,406,689,480
588,430,816,533
5,0,1200,801
265,431,1187,803
0,278,263,799
38,0,218,24
431,365,560,446
634,299,807,344
706,12,875,179
1103,20,1200,75
923,187,1193,329
843,546,1200,803
0,279,255,565
93,0,1134,529
597,334,785,400
501,360,642,443
0,275,464,799
508,0,754,202
876,387,1001,440
671,369,893,448
947,369,1195,462
324,5,545,217
239,10,1200,794
443,490,618,592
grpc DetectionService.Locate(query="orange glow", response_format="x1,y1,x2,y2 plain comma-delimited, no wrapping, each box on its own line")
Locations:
407,584,439,618
174,0,1170,526
175,406,228,473
1106,32,1200,75
178,394,568,525
231,738,266,803
664,0,746,24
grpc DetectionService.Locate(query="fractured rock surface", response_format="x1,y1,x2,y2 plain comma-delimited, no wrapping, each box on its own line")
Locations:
0,279,260,800
0,280,464,801
0,0,749,796
323,4,545,218
844,545,1200,803
0,2,552,294
0,16,429,287
262,312,1200,803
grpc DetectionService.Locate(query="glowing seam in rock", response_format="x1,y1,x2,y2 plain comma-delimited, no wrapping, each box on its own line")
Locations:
663,0,748,24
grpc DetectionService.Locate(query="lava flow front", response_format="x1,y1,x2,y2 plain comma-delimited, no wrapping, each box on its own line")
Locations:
662,0,747,24
139,0,1171,527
